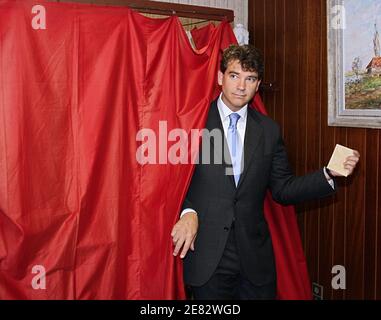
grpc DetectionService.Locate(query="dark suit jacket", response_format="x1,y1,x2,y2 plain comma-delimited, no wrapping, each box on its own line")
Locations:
182,99,336,287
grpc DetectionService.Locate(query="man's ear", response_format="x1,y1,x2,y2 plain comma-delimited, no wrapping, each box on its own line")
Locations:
218,70,223,86
255,80,262,92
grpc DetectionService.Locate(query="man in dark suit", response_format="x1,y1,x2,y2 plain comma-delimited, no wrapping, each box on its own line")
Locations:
171,45,360,299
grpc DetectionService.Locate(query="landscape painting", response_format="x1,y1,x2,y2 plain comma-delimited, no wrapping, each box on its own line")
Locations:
345,0,381,110
328,0,381,128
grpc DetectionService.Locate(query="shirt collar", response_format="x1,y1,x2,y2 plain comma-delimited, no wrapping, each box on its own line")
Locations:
217,93,248,122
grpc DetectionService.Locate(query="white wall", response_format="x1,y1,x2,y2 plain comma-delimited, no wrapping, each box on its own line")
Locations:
151,0,248,28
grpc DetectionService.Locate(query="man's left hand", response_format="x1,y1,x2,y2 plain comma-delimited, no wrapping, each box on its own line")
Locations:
330,150,360,177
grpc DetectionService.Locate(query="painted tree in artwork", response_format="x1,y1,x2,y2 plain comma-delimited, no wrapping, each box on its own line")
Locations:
352,56,362,79
374,22,380,57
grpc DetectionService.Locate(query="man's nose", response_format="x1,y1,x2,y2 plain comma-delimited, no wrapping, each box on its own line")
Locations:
237,79,246,90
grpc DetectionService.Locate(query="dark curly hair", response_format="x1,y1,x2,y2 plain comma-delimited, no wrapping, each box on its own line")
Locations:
220,44,264,80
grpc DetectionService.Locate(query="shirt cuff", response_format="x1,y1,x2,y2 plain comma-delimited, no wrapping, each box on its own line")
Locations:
180,208,198,219
323,167,335,190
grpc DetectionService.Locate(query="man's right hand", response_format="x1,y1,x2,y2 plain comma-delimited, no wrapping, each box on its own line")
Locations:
171,212,198,259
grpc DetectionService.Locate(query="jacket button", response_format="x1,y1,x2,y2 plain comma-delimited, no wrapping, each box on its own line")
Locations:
224,227,229,231
234,199,238,204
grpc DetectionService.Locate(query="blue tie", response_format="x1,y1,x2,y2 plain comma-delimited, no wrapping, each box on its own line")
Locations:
228,113,242,186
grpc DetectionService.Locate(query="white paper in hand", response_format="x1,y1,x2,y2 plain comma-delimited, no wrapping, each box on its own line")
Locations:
327,144,355,177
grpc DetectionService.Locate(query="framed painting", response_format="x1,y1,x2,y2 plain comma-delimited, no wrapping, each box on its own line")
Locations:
328,0,381,128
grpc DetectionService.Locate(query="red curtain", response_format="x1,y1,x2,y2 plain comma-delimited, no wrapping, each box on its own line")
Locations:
0,0,311,300
0,0,237,299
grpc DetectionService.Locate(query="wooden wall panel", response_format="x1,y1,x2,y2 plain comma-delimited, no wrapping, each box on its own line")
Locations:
345,129,366,299
318,0,335,298
273,0,285,136
364,130,378,299
303,0,322,286
262,0,276,119
249,0,381,300
332,128,348,300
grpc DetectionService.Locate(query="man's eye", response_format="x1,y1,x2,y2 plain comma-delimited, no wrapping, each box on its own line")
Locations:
230,74,238,79
247,77,257,82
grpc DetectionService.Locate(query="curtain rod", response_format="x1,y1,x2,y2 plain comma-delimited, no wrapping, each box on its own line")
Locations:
53,0,235,22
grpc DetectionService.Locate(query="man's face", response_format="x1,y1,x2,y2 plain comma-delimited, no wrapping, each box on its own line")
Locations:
218,59,261,112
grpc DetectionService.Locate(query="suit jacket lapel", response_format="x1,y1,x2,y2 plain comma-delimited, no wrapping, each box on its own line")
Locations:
236,108,264,190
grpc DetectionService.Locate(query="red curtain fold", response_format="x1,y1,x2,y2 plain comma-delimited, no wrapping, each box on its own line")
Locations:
190,23,216,50
0,0,311,300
